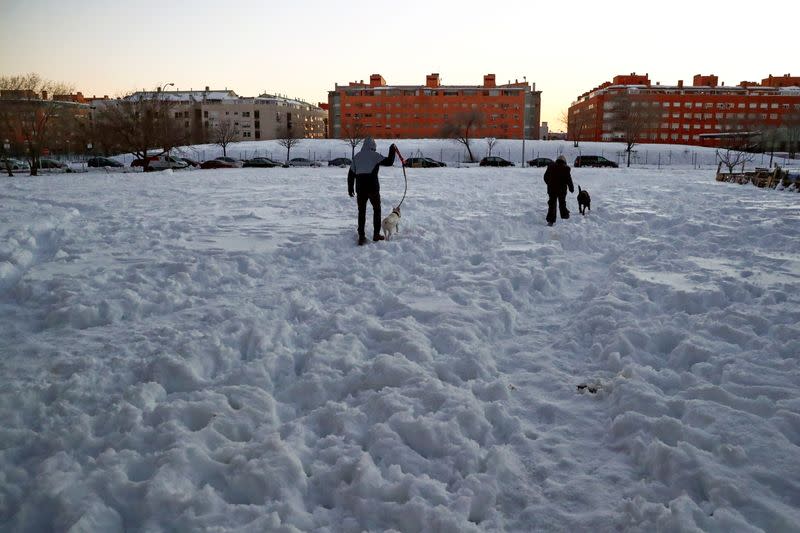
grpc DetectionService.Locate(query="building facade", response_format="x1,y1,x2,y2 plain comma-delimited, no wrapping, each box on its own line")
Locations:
568,73,800,148
0,89,91,157
102,88,327,144
328,73,541,140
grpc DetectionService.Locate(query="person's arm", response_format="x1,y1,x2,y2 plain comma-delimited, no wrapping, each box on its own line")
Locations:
380,144,397,166
543,165,551,184
567,168,574,193
347,167,355,197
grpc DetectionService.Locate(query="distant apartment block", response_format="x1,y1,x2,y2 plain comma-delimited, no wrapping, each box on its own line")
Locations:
328,73,541,140
101,88,327,144
0,89,91,155
568,73,800,147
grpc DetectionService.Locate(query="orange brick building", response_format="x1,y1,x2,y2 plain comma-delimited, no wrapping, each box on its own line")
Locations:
328,73,541,140
568,73,800,148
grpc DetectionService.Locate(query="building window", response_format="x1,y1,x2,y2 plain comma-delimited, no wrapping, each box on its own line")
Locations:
243,111,250,117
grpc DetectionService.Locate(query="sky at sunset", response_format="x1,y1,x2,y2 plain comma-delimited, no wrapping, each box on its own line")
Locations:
1,0,797,130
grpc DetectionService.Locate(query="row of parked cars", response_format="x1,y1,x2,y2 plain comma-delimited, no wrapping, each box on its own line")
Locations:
525,155,619,168
18,153,618,173
2,157,73,171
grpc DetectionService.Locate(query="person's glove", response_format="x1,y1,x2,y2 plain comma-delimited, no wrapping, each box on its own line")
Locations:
390,143,397,154
569,185,575,193
348,190,354,197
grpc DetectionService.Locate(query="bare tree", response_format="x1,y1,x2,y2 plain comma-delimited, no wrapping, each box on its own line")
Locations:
760,126,782,167
485,137,498,157
716,133,758,174
782,110,800,158
606,93,662,167
276,123,302,163
714,114,759,174
341,119,366,158
566,107,592,148
94,91,185,172
212,118,240,157
441,109,485,162
0,73,73,175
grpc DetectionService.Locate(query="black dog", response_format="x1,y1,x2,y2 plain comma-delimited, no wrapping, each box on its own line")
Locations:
577,186,591,215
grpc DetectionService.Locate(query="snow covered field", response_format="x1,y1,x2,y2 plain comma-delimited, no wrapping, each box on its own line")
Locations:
1,158,799,532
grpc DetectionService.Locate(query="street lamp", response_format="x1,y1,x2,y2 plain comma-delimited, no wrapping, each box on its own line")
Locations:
159,82,174,93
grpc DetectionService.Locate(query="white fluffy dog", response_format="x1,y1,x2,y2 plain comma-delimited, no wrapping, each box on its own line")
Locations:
381,206,401,240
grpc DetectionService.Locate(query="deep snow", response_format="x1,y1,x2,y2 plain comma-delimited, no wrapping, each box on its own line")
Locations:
1,144,799,532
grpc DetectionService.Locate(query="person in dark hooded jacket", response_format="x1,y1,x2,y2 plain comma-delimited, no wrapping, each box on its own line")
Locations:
543,155,574,226
348,137,397,245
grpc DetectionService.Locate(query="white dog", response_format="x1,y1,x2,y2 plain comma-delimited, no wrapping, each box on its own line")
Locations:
381,206,401,240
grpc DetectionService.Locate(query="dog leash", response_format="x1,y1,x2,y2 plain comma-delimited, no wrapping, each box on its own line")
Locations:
395,147,408,209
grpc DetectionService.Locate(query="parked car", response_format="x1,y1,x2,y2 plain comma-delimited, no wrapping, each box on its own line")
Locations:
39,158,71,171
214,156,243,168
328,157,352,167
180,157,200,168
527,157,554,167
87,156,124,168
574,155,618,168
1,158,30,171
131,155,187,170
200,159,240,169
404,157,446,168
153,155,188,170
244,157,282,168
479,156,515,167
288,157,321,167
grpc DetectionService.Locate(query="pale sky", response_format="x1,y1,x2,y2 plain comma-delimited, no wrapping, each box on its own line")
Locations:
1,0,796,130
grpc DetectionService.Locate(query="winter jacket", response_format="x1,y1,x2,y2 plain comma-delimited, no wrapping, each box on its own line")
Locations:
348,138,396,196
543,159,574,196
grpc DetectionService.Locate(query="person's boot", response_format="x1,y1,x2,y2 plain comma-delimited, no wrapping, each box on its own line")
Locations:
358,235,367,246
373,233,385,242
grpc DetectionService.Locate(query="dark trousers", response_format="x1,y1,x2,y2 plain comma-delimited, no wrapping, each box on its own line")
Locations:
546,193,569,224
357,190,381,238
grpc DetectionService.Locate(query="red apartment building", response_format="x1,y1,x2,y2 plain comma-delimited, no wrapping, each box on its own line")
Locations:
328,73,541,140
568,73,800,148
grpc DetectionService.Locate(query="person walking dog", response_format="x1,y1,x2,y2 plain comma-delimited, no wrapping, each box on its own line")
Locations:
543,155,574,226
348,137,397,245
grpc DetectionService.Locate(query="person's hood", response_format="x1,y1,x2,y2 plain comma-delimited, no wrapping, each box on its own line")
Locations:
362,137,377,152
351,137,385,174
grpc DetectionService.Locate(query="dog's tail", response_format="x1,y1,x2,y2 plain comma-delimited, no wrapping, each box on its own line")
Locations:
578,186,582,194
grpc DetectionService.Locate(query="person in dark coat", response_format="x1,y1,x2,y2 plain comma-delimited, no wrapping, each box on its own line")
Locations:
543,155,574,226
348,137,397,245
